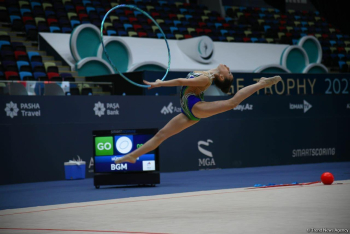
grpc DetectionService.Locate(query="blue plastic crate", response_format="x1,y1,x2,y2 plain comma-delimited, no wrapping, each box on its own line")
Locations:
64,162,86,180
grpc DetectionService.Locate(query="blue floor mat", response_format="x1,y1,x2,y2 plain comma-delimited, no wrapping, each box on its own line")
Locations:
1,162,349,210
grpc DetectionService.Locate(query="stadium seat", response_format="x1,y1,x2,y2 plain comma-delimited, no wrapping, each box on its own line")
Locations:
47,72,60,80
44,62,58,73
5,71,19,80
31,62,45,73
33,72,46,80
17,61,31,72
19,71,33,80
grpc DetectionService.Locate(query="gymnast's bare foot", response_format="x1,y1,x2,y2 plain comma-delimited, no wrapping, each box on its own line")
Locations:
259,76,282,87
114,154,137,164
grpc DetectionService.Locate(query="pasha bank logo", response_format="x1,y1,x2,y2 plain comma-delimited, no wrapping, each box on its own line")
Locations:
198,139,216,167
93,101,119,117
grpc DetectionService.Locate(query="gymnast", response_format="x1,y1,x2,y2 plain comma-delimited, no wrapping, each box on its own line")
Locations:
115,64,281,164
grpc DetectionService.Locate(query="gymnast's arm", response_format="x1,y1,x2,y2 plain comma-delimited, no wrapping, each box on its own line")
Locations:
143,75,209,89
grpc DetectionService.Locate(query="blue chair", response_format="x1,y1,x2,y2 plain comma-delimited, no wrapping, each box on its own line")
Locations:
165,19,173,25
17,61,30,71
251,37,258,43
220,29,228,36
329,40,337,46
182,21,190,26
31,2,41,8
70,20,80,28
166,33,175,39
33,72,46,80
8,8,20,15
123,23,133,31
25,25,36,33
2,61,16,69
225,17,233,23
19,71,33,80
65,5,74,11
264,25,271,32
86,7,96,14
117,31,127,36
180,8,187,14
82,0,91,6
259,13,265,18
62,27,72,33
50,26,61,32
45,11,55,17
218,36,227,41
173,20,181,27
107,30,117,36
27,52,40,61
21,9,31,16
157,33,164,39
336,34,343,40
0,41,10,50
158,1,167,6
209,16,217,22
134,11,142,17
38,25,49,32
170,27,178,34
292,39,299,45
179,27,187,34
215,23,222,29
96,7,105,15
10,15,21,24
338,54,345,60
228,30,235,36
31,62,44,70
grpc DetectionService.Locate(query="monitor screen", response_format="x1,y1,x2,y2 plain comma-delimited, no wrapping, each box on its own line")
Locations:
93,129,159,173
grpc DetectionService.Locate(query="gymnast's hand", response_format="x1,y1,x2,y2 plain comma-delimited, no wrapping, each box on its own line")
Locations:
143,79,162,89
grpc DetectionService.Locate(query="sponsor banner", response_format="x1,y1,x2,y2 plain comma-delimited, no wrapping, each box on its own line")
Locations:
86,71,350,96
0,95,349,184
142,72,350,96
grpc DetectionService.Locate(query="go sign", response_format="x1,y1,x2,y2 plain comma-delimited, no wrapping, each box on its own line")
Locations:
95,137,114,156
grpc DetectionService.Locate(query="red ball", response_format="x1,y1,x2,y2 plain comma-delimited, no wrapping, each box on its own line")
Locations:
321,172,334,185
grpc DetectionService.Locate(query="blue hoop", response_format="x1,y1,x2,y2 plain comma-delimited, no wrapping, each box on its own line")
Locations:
100,4,171,88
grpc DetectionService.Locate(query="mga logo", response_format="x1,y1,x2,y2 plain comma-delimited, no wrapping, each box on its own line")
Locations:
289,100,312,113
161,102,181,115
198,139,216,167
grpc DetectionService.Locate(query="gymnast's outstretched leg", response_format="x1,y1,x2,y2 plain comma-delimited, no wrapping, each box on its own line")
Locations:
115,113,198,164
192,76,281,118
